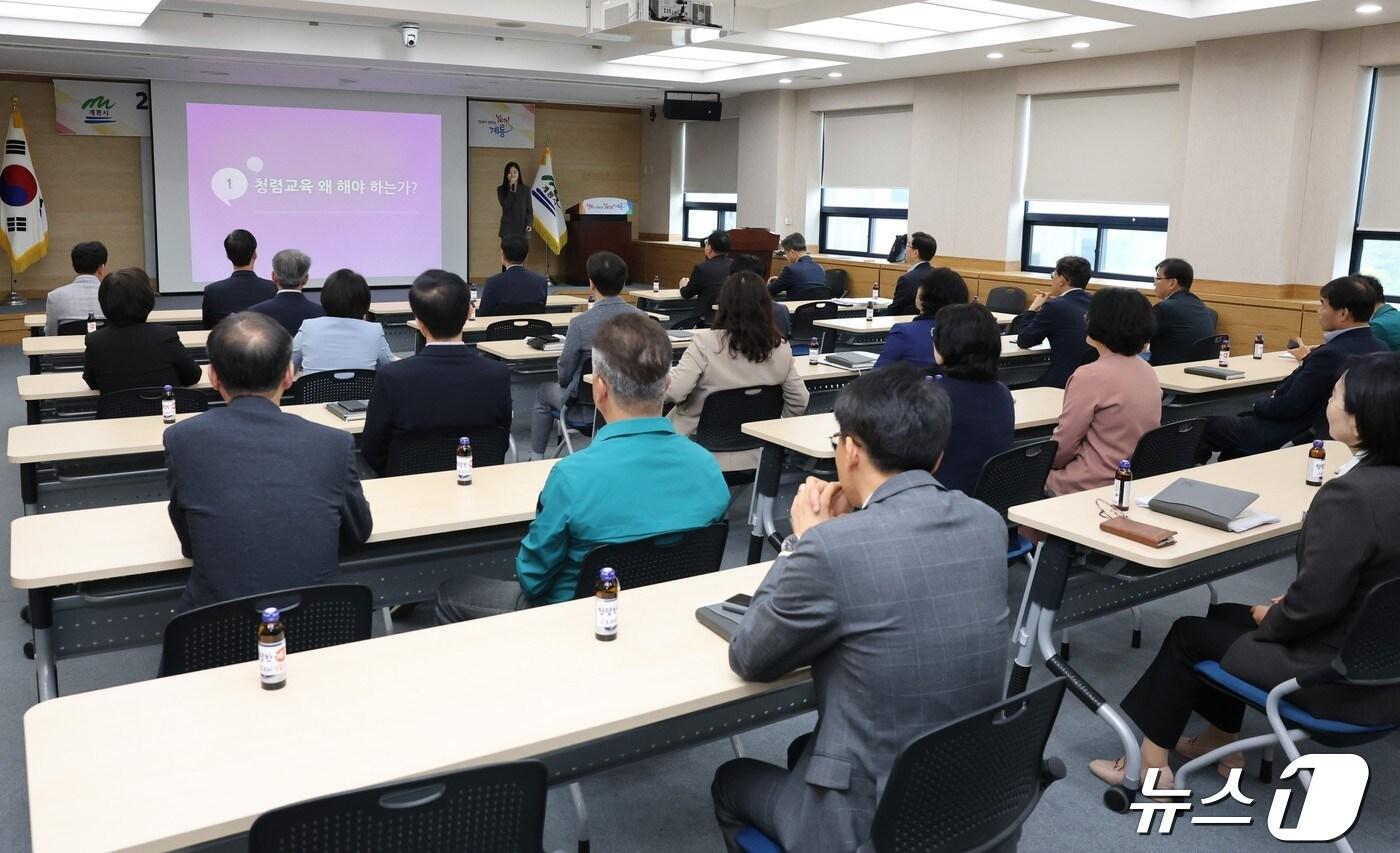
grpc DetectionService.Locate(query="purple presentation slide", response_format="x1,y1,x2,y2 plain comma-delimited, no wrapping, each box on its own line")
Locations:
186,102,443,282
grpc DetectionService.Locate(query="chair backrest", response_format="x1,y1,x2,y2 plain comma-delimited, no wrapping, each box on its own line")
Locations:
56,319,105,336
985,286,1028,316
694,385,785,453
96,386,209,420
1078,346,1100,367
484,300,546,317
567,356,595,408
1187,333,1229,363
1335,577,1400,686
248,760,548,853
574,520,730,599
868,678,1067,853
788,301,838,341
158,584,372,677
485,318,554,341
289,369,377,405
384,427,510,476
971,440,1058,519
824,268,851,299
1130,418,1206,479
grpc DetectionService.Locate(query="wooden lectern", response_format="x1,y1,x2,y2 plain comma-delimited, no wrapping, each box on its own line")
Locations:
563,200,634,285
727,228,780,279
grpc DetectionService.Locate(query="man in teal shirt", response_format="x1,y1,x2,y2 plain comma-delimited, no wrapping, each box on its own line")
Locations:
435,313,731,622
1362,275,1400,351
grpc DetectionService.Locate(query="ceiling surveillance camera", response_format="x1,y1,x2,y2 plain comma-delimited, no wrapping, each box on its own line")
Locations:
400,23,420,47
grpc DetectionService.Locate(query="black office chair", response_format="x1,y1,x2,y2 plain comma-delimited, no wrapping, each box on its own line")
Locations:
824,268,851,299
573,520,730,599
1078,346,1100,368
692,386,785,487
481,301,547,316
1179,578,1400,843
249,760,549,853
985,286,1028,316
788,301,838,344
553,358,596,457
971,440,1058,563
1130,418,1206,479
96,386,209,419
384,427,511,476
485,318,554,341
671,314,706,331
158,584,372,677
56,318,105,336
736,678,1068,853
289,369,377,405
1186,333,1229,363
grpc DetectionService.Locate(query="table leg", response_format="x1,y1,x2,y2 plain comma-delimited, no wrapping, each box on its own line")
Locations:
820,329,837,354
20,461,37,508
747,444,782,563
28,589,58,701
26,399,39,426
29,355,41,375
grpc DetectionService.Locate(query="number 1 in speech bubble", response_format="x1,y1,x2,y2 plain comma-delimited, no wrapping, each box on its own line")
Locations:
211,167,248,206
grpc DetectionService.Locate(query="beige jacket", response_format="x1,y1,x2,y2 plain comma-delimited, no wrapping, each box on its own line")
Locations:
666,329,810,470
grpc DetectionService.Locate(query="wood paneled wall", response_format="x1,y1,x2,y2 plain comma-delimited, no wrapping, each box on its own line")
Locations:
469,104,641,280
0,76,146,297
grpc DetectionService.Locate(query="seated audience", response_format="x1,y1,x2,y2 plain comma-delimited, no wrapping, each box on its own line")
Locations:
436,313,730,622
529,251,645,458
888,231,937,316
165,312,372,611
1149,257,1217,365
202,229,276,330
712,365,1009,852
249,248,324,335
1014,255,1094,388
667,272,809,469
679,229,734,322
82,268,202,396
479,234,547,316
929,304,1014,494
1047,287,1161,495
46,241,107,336
1362,274,1400,351
767,233,828,301
1201,276,1385,459
361,270,512,476
730,253,790,337
874,266,968,370
292,268,395,373
1091,352,1400,790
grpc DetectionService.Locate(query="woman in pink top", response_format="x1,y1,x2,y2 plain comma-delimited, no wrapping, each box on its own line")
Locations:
1046,287,1162,495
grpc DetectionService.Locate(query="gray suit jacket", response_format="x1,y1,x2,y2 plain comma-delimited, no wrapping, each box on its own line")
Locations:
729,470,1010,852
557,296,645,397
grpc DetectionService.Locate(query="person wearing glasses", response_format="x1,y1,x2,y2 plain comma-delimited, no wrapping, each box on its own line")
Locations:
1012,255,1093,388
1148,257,1216,366
712,366,1009,853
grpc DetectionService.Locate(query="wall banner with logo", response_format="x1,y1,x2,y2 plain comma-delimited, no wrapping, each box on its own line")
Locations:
54,80,151,136
468,101,535,149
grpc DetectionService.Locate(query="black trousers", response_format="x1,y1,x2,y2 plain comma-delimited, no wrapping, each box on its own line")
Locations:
1121,603,1256,748
711,734,810,853
1201,414,1302,461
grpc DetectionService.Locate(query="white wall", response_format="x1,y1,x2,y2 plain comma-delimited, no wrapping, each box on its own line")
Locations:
639,111,683,238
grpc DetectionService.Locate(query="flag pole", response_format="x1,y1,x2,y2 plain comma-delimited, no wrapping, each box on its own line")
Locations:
5,96,28,305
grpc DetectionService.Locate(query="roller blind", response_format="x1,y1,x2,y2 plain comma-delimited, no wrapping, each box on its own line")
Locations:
821,107,912,189
683,119,739,194
1024,86,1181,205
1359,67,1400,231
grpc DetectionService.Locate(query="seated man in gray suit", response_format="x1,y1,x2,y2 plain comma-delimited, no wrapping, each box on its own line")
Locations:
165,311,373,612
712,365,1011,853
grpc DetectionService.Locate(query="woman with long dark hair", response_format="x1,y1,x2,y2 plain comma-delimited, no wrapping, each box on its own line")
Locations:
496,161,532,240
667,272,809,469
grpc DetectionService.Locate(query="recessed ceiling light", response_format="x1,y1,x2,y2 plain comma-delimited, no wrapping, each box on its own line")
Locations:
1357,3,1383,12
778,78,793,84
986,51,1004,59
828,71,843,78
1071,41,1090,49
496,21,526,27
853,3,1020,34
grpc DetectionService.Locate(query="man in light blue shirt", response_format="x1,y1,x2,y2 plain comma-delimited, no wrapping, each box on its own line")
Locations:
435,312,730,622
45,241,107,335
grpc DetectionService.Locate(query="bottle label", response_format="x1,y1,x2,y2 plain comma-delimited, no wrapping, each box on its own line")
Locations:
87,321,97,333
1307,458,1325,484
457,455,473,484
1114,478,1131,510
161,399,176,422
259,639,287,684
1253,343,1264,359
595,597,618,636
1219,350,1229,367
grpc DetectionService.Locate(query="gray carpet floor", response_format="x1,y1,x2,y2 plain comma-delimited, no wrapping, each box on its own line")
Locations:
1,328,1397,852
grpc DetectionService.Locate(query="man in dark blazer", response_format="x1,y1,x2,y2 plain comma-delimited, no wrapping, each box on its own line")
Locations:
1013,255,1094,388
767,233,828,300
479,234,547,316
165,312,372,612
1149,257,1217,365
1202,276,1386,459
887,231,936,316
361,269,513,476
679,229,734,322
201,229,277,329
712,366,1009,853
248,248,324,336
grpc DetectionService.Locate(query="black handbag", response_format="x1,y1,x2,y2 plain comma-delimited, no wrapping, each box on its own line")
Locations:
886,233,908,264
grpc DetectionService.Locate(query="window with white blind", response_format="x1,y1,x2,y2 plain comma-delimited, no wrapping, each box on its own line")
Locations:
682,119,739,241
1022,87,1179,281
1353,67,1400,298
820,108,911,257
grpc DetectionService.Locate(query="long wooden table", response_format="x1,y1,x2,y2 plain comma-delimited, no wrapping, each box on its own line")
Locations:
24,561,803,853
1004,442,1349,803
813,312,1016,338
24,308,202,333
1153,351,1301,420
370,293,584,316
22,329,211,374
478,334,691,363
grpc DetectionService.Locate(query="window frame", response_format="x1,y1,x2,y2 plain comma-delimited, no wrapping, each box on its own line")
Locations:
1020,202,1168,283
1348,68,1399,302
818,205,909,258
681,195,737,242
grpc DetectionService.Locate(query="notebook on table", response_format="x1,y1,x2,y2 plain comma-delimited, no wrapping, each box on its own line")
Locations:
668,330,695,342
526,334,566,351
1184,366,1245,380
824,351,879,370
326,400,369,421
696,594,751,641
1147,479,1260,531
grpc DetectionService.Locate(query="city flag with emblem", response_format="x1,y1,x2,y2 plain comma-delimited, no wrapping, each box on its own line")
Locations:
530,147,568,256
0,98,49,274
